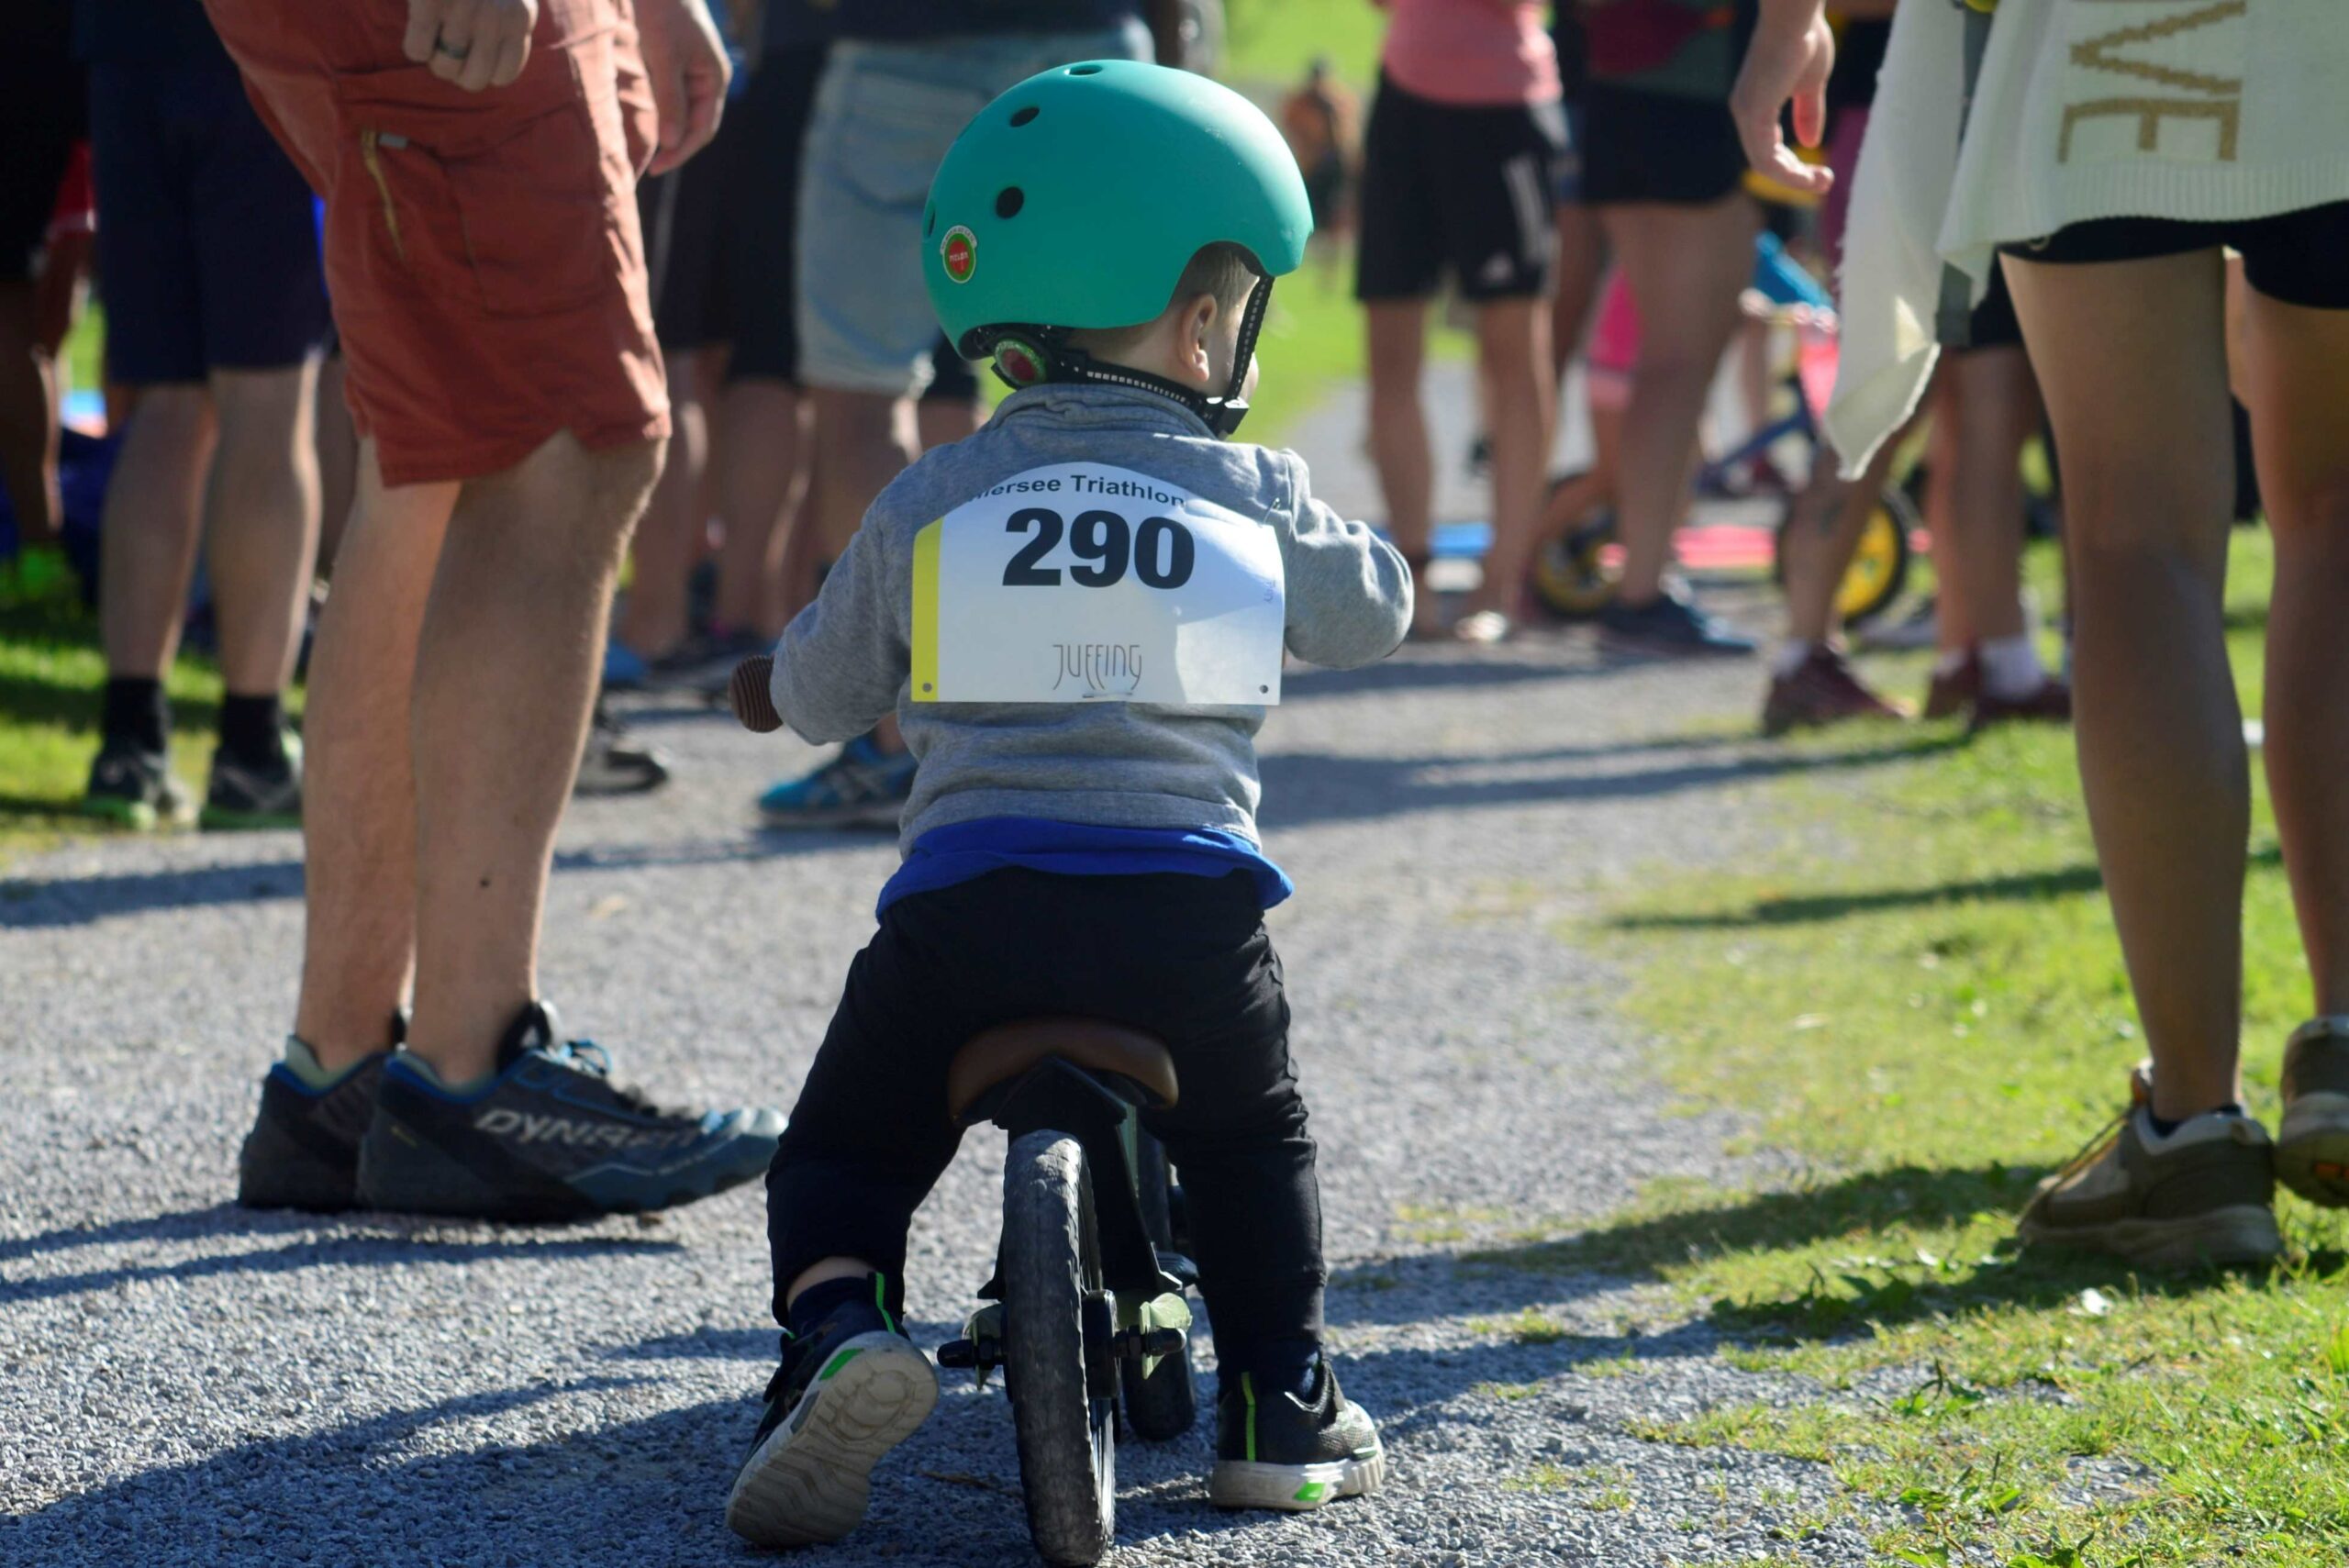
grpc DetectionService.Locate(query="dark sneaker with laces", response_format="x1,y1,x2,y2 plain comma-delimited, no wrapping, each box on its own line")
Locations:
1922,654,1981,720
356,1001,784,1220
1210,1362,1386,1512
728,1276,938,1548
1598,587,1757,659
2017,1099,2279,1269
2278,1017,2349,1207
84,736,193,829
238,1014,403,1212
1971,675,2073,732
756,734,917,830
203,730,304,829
574,699,672,795
1762,646,1911,736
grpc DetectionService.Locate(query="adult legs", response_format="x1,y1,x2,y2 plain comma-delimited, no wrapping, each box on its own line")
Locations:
1364,299,1439,635
1466,296,1554,618
404,433,662,1082
712,371,813,641
2240,290,2349,1014
1549,201,1609,379
204,362,321,699
0,282,61,540
291,444,457,1065
97,385,217,678
618,345,725,656
2002,250,2241,1121
1600,195,1759,606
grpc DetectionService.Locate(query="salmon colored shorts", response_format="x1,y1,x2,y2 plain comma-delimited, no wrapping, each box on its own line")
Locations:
201,0,669,487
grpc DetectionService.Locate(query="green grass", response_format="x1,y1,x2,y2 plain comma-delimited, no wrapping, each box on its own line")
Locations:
1486,529,2349,1564
1223,0,1385,94
0,568,250,862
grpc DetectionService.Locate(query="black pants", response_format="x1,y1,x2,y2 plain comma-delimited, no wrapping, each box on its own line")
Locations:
767,869,1323,1376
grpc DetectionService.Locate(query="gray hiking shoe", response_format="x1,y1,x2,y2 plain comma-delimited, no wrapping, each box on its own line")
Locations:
2278,1018,2349,1207
2018,1100,2279,1269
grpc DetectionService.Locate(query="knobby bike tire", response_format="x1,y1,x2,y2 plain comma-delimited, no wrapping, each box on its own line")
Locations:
1003,1131,1116,1566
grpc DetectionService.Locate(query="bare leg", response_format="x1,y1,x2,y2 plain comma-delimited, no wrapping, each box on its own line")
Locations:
2004,250,2241,1122
1921,377,1973,655
314,356,359,575
1601,195,1760,605
98,385,218,678
802,387,914,755
204,363,322,698
403,434,660,1082
1781,438,1900,645
1550,202,1609,379
712,372,813,639
620,345,723,655
1364,299,1438,634
293,444,459,1066
0,283,61,541
2241,291,2349,1014
1467,296,1554,618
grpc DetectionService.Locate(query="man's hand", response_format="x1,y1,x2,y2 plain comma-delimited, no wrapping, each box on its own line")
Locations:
406,0,539,91
1729,0,1837,198
637,0,731,175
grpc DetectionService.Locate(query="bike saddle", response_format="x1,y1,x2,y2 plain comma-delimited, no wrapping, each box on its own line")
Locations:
947,1018,1179,1127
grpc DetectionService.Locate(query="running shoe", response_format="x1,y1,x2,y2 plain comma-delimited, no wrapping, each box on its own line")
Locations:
1210,1361,1386,1512
1921,654,1981,721
355,1001,784,1220
757,735,917,831
202,730,304,829
2016,1098,2279,1269
727,1277,939,1548
1971,675,2073,732
1761,646,1910,736
238,1015,403,1212
83,736,193,830
1598,587,1757,658
574,699,672,795
2277,1017,2349,1207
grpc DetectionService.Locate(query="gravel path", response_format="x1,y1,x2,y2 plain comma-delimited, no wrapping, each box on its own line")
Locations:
1,508,1895,1562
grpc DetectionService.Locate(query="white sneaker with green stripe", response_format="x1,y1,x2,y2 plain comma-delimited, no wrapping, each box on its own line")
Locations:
727,1279,939,1548
1208,1362,1386,1512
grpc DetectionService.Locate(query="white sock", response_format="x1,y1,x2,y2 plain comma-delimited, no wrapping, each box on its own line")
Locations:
1772,639,1817,679
1932,647,1973,679
1979,633,2047,700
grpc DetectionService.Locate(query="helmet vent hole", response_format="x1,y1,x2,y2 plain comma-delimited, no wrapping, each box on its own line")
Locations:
1009,105,1040,126
995,187,1025,219
1067,62,1102,75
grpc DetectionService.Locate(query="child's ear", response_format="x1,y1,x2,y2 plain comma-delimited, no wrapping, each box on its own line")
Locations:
1183,293,1219,382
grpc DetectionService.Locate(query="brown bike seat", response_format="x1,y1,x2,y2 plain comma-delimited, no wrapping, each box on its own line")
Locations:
946,1018,1180,1124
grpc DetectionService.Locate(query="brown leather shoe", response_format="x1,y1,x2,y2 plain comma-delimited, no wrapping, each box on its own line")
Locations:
1761,646,1910,737
1921,652,1981,720
1972,675,2074,732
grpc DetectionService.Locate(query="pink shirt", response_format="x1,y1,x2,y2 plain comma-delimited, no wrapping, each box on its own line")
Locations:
1380,0,1562,106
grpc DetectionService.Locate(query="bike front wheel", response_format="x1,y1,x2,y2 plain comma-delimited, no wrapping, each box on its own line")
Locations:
1003,1130,1116,1566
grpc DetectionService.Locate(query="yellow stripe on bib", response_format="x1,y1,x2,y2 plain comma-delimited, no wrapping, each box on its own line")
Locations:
911,518,942,702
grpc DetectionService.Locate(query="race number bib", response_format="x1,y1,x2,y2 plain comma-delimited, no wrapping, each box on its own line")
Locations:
910,463,1286,706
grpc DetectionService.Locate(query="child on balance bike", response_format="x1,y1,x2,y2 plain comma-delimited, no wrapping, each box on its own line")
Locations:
724,60,1414,1550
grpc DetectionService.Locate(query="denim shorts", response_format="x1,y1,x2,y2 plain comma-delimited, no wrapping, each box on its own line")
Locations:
794,21,1151,399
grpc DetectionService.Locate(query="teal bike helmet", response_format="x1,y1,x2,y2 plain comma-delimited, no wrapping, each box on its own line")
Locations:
922,58,1312,436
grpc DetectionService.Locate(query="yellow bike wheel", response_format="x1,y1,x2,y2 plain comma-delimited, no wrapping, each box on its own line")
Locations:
1532,528,1617,618
1771,483,1917,630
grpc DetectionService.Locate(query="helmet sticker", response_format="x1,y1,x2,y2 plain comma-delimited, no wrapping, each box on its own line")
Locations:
941,226,977,284
993,337,1047,385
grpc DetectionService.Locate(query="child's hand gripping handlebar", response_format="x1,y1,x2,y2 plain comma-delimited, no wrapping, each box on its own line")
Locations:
729,656,784,733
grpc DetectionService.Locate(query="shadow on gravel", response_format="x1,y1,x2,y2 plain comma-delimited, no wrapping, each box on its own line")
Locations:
0,833,875,929
1,1223,681,1307
1284,649,1620,699
1260,732,1965,829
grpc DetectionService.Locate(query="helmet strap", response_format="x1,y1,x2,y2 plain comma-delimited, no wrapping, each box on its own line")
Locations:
966,270,1273,440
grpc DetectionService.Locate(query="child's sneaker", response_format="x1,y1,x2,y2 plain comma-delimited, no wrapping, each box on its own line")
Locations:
727,1277,939,1548
1208,1362,1386,1512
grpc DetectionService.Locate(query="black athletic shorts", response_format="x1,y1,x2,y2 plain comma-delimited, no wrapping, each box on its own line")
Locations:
637,111,740,354
1952,262,2023,353
1577,84,1748,207
2000,203,2349,311
0,6,83,284
725,45,829,384
88,55,328,383
1356,72,1565,303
